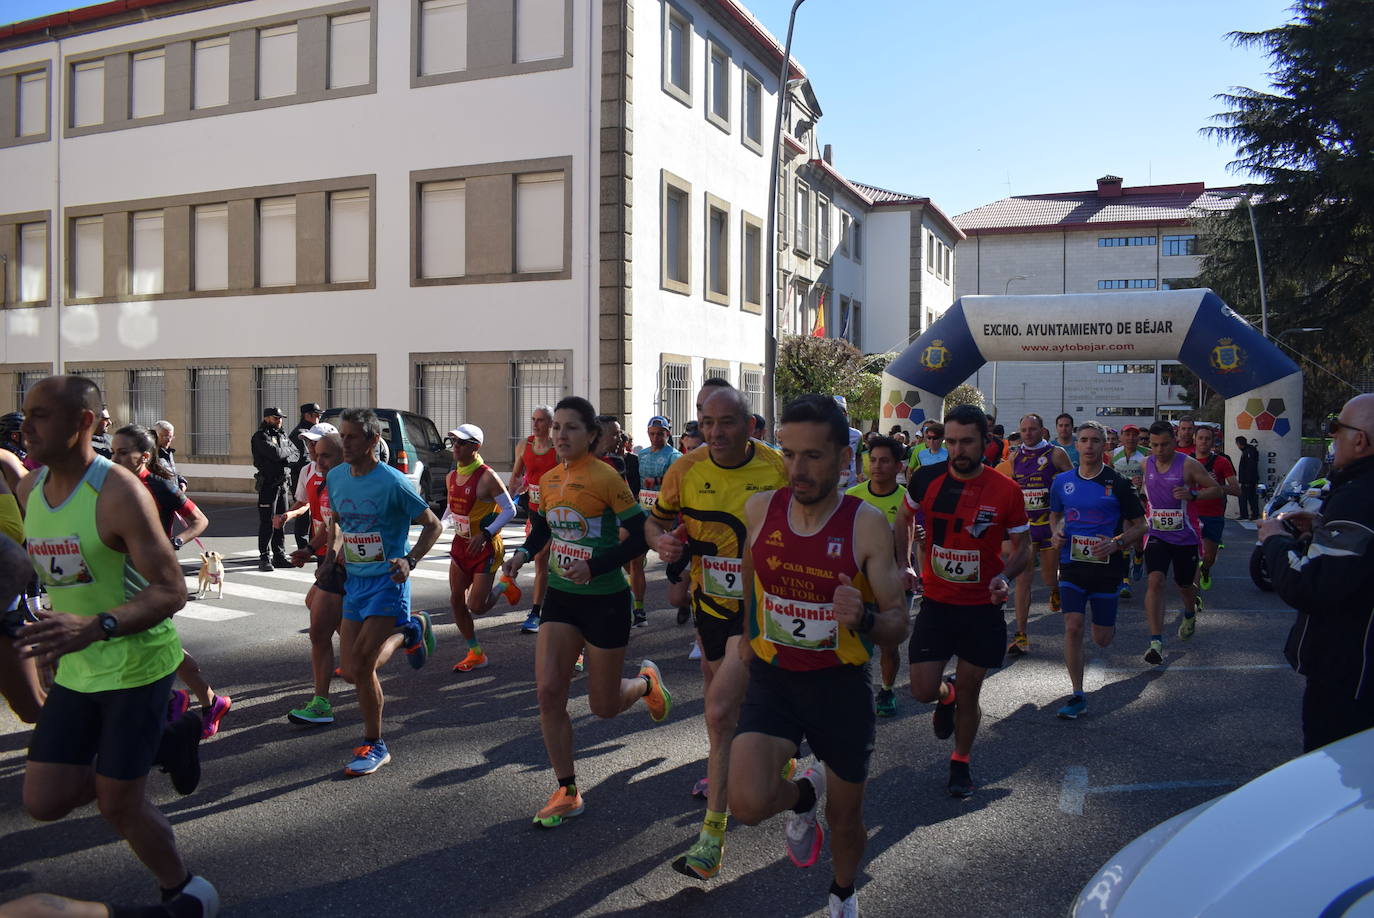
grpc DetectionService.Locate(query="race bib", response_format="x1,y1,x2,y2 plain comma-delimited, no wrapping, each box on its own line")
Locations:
1070,534,1109,564
639,489,659,511
342,531,385,564
28,536,93,589
762,592,838,650
701,555,744,600
931,544,980,583
1150,508,1184,532
527,484,541,506
1022,488,1049,512
552,538,592,577
452,514,472,538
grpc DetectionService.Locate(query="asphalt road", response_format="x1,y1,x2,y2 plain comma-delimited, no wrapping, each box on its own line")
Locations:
0,502,1305,917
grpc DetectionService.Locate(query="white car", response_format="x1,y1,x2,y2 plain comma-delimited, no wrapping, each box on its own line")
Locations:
1072,727,1374,917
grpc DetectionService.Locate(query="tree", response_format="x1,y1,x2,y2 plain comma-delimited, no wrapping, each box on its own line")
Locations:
943,383,987,417
775,334,866,411
1199,0,1374,412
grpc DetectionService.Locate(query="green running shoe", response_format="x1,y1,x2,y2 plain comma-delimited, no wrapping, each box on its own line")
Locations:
1199,568,1212,591
288,695,334,725
875,688,897,718
1179,612,1197,640
672,832,723,880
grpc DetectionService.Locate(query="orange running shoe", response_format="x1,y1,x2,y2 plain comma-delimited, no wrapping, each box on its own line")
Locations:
639,659,672,723
533,785,585,828
453,648,489,673
488,572,523,608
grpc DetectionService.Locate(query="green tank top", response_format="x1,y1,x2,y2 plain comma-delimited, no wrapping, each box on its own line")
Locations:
25,456,181,693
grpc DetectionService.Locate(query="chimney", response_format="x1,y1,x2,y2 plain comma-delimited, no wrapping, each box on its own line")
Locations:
1097,175,1124,197
823,144,833,165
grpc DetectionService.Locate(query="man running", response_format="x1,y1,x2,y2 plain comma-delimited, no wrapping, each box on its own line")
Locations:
508,405,557,634
898,405,1030,797
1174,415,1197,455
1001,414,1072,654
1049,422,1146,718
1110,424,1151,593
648,387,786,880
833,396,864,489
16,376,213,905
1190,425,1238,593
636,415,681,515
847,435,908,718
1053,413,1080,465
444,424,518,674
1141,420,1222,664
729,394,909,918
328,408,443,776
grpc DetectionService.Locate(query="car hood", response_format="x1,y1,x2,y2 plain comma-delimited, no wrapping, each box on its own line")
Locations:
1112,728,1374,916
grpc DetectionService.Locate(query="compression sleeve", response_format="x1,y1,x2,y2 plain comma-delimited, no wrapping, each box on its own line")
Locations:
485,491,516,536
520,510,551,558
586,510,648,577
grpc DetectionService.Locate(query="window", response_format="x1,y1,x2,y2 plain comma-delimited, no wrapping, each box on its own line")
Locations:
741,368,763,415
19,223,46,303
72,60,104,128
706,40,729,131
516,172,564,273
258,24,298,100
73,216,103,299
419,180,466,279
190,368,229,455
128,369,164,427
839,212,851,258
848,300,862,346
663,6,691,104
661,172,691,294
852,219,862,262
794,180,809,253
421,0,468,76
16,370,46,410
659,359,691,433
415,362,466,438
742,215,762,310
193,204,228,291
927,233,936,274
1097,364,1155,374
1163,234,1197,256
1098,236,1156,247
1127,278,1155,288
1095,407,1156,418
777,164,788,247
706,198,729,304
329,12,371,89
704,361,731,385
511,359,565,450
256,366,297,418
18,71,47,137
516,0,564,63
131,49,165,119
1160,277,1196,291
1099,278,1157,289
130,210,164,296
327,364,370,408
193,37,230,109
815,196,830,260
742,70,762,151
943,245,951,281
329,189,370,284
258,197,296,287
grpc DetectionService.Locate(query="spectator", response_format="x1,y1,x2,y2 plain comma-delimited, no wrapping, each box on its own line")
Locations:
984,423,1006,465
289,403,322,550
1236,435,1261,520
90,407,113,458
152,420,187,491
251,406,298,572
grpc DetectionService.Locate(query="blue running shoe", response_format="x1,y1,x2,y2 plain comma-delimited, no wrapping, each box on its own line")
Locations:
344,739,390,776
1131,554,1144,582
403,612,432,670
1056,694,1087,719
520,611,541,634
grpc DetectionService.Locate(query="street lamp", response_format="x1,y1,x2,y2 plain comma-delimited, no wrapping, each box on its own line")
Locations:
1215,190,1269,338
1276,326,1322,344
1004,273,1030,295
764,0,809,429
993,276,1030,414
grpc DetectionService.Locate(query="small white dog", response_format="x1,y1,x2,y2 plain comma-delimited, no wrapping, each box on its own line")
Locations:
196,550,225,599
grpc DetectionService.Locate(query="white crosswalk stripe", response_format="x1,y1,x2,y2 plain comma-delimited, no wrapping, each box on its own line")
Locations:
177,605,255,622
185,576,309,607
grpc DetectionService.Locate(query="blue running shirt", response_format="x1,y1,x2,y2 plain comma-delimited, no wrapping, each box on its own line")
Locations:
1049,466,1143,567
326,462,430,578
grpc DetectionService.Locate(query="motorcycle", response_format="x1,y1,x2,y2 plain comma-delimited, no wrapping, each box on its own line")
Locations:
1249,456,1327,592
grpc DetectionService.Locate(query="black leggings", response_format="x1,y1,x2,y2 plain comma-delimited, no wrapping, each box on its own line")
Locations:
257,483,289,555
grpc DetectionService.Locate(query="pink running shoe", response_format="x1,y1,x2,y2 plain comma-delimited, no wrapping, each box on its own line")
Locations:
201,694,232,739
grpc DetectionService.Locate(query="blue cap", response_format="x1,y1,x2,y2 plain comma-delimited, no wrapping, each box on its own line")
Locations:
648,415,672,430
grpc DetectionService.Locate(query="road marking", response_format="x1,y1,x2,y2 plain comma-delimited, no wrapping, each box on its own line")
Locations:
177,605,254,622
1058,765,1235,815
185,577,306,607
1096,662,1290,673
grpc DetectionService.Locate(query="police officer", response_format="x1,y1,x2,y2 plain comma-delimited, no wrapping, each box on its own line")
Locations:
252,407,298,571
289,403,322,551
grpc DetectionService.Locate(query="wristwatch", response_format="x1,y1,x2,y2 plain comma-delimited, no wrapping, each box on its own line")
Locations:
404,554,421,570
857,608,876,634
96,612,118,640
171,536,184,550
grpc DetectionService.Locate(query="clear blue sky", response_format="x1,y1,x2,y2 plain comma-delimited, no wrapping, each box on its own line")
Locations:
3,0,1295,216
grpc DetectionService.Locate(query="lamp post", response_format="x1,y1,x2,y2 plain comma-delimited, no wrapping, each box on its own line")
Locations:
764,0,808,429
1216,190,1269,338
993,275,1030,414
1003,273,1029,295
1276,326,1322,344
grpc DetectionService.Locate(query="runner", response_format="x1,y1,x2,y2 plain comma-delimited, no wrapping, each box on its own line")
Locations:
1190,425,1239,593
596,416,647,628
846,435,908,718
0,464,38,724
1175,415,1197,456
508,406,557,634
15,376,213,903
1141,420,1223,664
637,415,684,625
443,424,519,674
914,424,949,467
1048,422,1146,718
833,396,864,488
897,404,1030,797
110,426,229,741
327,408,443,776
728,394,908,918
500,396,669,828
1109,424,1151,593
1053,413,1080,465
1105,427,1120,453
1001,414,1072,655
282,426,347,726
647,386,786,880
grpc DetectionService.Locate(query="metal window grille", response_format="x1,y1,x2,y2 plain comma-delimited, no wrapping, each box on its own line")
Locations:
659,360,691,432
741,369,763,415
128,369,164,427
415,362,466,436
190,367,229,455
15,370,47,410
704,362,731,387
326,364,370,409
510,359,566,453
255,366,298,418
69,369,105,406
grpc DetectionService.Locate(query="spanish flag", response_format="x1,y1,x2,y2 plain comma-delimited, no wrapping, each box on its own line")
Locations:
810,291,826,337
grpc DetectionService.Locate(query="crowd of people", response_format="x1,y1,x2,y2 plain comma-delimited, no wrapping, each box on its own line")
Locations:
2,374,1374,918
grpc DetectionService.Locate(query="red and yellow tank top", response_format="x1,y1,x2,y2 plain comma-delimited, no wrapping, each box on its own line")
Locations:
447,465,498,540
304,464,332,558
522,437,558,511
748,488,875,671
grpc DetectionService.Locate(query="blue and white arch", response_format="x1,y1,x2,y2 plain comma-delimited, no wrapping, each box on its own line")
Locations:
881,290,1302,486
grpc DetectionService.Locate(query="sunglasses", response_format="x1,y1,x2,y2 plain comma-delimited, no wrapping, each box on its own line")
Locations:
1327,418,1372,439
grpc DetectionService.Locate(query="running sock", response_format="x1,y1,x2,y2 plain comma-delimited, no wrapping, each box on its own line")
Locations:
1183,607,1196,619
882,682,894,692
558,774,577,793
792,776,818,814
950,751,971,764
531,603,542,616
634,599,644,611
1151,633,1163,644
160,873,192,902
702,809,728,840
829,881,856,901
466,638,481,651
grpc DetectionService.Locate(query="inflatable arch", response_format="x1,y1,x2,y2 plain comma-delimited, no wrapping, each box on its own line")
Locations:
881,290,1302,489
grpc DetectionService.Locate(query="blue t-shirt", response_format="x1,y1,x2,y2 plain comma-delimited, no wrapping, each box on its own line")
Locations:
917,447,949,467
1049,466,1143,567
1055,437,1080,467
636,445,682,485
326,462,430,578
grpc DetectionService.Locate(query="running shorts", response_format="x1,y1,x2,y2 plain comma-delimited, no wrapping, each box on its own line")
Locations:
694,605,743,662
908,597,1007,671
28,672,175,780
1198,515,1225,544
1144,540,1199,587
1058,580,1120,628
342,573,411,625
541,587,632,650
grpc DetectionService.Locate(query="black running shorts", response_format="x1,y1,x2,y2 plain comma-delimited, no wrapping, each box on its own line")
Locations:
908,597,1007,671
540,587,632,650
1144,539,1199,587
694,606,743,662
28,671,175,780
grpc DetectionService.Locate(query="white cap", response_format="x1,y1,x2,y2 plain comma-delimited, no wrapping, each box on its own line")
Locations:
448,423,484,444
300,422,338,441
